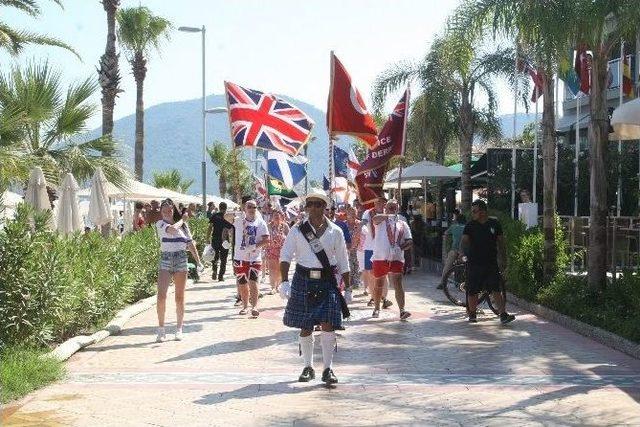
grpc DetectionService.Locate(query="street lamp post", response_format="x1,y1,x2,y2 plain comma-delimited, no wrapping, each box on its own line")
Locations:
179,25,208,209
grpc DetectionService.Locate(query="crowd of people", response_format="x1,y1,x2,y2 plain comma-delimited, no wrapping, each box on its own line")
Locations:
151,191,516,386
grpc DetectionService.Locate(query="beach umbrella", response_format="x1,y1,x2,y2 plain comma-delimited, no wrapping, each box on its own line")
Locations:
88,167,112,227
24,167,51,212
610,98,640,140
56,173,82,235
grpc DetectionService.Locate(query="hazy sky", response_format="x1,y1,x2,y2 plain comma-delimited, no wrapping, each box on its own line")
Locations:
2,0,520,129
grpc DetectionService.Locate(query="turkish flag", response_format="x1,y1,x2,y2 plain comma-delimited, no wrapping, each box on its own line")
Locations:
357,89,409,174
327,52,378,148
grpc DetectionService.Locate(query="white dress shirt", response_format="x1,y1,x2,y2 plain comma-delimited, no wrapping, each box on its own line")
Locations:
280,218,350,275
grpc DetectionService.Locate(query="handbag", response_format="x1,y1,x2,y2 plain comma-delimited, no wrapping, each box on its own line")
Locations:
299,221,350,318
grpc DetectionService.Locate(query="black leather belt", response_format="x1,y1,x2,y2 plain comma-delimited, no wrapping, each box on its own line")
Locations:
296,264,334,280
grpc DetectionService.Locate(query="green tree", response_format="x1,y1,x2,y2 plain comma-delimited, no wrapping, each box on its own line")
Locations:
373,31,514,212
0,0,78,57
98,0,122,138
151,169,194,193
0,62,128,188
206,142,252,204
116,6,172,181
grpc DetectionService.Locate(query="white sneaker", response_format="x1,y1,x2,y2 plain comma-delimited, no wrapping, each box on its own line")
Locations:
175,328,183,341
344,289,353,305
156,327,166,343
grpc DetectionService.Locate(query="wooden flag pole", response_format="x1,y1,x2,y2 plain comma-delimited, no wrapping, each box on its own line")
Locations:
397,159,404,206
327,51,336,205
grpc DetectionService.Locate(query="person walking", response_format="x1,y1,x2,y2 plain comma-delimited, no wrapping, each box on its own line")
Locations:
460,200,515,324
265,209,289,295
362,196,393,309
439,212,466,289
370,199,413,320
155,198,203,342
225,200,270,317
280,191,350,385
206,201,233,282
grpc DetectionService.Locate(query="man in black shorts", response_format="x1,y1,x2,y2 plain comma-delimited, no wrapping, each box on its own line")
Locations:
460,200,515,324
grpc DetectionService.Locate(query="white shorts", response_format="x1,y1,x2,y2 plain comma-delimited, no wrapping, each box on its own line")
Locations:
357,250,364,273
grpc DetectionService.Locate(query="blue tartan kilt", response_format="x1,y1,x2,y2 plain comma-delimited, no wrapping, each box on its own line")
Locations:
283,271,342,330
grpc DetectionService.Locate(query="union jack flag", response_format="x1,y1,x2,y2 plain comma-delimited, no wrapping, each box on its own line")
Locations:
225,81,314,155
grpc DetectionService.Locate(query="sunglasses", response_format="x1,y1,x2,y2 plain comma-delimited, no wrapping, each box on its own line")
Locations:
246,206,257,210
306,201,325,208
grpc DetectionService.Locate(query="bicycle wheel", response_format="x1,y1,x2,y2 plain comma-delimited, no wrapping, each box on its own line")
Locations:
480,275,507,316
441,261,467,307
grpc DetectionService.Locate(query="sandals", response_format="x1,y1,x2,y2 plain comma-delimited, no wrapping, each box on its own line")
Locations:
251,309,260,318
239,308,248,315
371,309,380,318
400,310,412,321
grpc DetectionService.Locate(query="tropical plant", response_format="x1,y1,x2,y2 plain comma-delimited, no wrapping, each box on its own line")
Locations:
0,61,128,188
451,0,574,283
98,0,122,138
207,142,253,203
0,0,78,57
151,169,194,193
372,30,517,212
567,1,640,291
117,6,172,181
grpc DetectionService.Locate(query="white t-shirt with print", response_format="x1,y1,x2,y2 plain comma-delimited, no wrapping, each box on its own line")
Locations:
371,216,412,262
233,215,269,262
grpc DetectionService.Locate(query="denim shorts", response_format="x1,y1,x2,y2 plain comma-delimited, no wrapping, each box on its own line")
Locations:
159,251,188,273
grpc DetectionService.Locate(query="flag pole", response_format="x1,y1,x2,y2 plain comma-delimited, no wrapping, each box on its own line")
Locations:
511,42,518,219
397,86,410,208
327,51,336,204
617,41,623,217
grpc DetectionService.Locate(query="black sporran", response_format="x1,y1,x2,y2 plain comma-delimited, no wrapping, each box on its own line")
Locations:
306,281,328,306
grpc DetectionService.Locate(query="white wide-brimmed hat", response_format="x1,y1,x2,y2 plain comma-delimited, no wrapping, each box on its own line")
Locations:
304,189,331,206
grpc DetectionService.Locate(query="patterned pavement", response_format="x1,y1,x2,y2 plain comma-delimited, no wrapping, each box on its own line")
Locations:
3,266,640,426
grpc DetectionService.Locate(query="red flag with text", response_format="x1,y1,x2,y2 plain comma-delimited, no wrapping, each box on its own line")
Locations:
355,164,385,209
357,89,409,174
327,52,378,148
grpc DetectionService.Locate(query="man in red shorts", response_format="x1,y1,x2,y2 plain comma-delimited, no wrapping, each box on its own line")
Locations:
370,199,413,320
225,200,270,317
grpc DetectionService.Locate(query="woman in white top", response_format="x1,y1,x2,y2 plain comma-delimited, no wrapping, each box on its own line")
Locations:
155,198,203,342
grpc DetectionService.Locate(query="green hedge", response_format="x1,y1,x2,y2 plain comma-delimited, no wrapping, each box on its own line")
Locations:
0,205,160,348
499,213,640,343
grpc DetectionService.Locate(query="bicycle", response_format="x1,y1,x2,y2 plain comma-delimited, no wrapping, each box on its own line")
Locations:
439,257,507,316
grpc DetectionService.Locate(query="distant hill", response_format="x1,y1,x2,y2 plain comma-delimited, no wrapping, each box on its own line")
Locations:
90,95,536,196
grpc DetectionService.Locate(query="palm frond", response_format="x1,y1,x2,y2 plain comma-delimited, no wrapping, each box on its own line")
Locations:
371,60,418,114
0,22,80,58
117,6,172,60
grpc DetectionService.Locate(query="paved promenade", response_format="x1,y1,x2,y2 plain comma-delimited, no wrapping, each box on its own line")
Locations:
4,267,640,426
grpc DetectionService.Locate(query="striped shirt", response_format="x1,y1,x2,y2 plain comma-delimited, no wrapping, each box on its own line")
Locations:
156,220,193,252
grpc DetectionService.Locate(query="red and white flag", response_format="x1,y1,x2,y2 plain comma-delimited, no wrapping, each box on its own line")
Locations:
327,52,378,148
357,88,409,174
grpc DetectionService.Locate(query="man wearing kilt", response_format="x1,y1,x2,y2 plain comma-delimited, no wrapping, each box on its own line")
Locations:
280,191,350,385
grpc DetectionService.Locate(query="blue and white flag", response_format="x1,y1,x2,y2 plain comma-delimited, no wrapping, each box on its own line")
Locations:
266,151,308,188
334,145,360,180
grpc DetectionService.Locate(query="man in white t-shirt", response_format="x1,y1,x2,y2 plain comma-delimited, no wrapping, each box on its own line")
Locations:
361,196,393,309
370,199,413,320
225,200,270,317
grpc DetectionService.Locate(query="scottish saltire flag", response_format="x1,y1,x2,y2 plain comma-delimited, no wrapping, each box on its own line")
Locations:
323,175,330,191
334,146,350,178
266,151,307,188
225,81,315,155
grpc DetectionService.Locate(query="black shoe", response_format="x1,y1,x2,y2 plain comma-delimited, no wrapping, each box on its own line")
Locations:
298,366,315,382
382,299,393,309
218,278,224,282
321,368,338,384
500,313,516,325
436,283,444,290
468,313,477,323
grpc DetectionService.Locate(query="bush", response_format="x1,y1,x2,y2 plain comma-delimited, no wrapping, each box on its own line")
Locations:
499,213,640,343
0,204,159,348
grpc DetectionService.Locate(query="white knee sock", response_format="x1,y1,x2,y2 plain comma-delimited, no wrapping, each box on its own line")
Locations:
320,331,336,370
299,334,314,368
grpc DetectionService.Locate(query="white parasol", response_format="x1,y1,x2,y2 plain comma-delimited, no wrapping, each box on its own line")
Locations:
88,167,113,227
56,173,82,235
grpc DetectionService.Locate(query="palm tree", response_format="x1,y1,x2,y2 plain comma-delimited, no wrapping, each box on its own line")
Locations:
116,6,172,181
207,142,253,203
0,0,78,57
373,31,516,212
152,169,194,194
450,0,572,285
98,0,122,139
568,1,640,291
0,61,128,188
